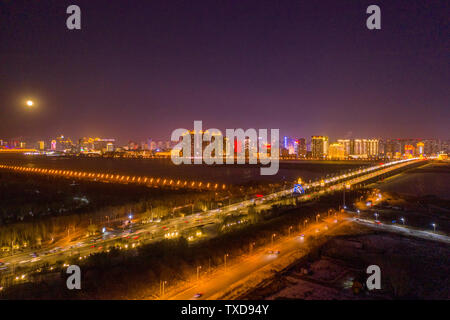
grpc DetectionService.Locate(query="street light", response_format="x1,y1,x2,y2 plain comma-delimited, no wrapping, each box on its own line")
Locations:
224,253,229,270
288,226,293,237
374,212,379,220
432,223,436,232
160,280,168,297
271,234,276,248
249,242,255,255
303,219,308,228
316,214,320,223
197,266,202,281
400,217,405,225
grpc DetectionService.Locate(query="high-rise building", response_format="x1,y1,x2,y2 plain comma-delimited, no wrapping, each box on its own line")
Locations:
106,143,114,152
339,138,379,158
416,142,424,156
282,136,297,155
296,138,307,158
37,141,45,151
51,140,57,151
328,143,346,159
404,145,415,157
311,136,328,158
382,139,401,158
337,139,351,156
367,139,379,157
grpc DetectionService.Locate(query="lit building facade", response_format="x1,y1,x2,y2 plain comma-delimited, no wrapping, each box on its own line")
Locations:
328,143,346,159
311,136,328,158
296,138,307,158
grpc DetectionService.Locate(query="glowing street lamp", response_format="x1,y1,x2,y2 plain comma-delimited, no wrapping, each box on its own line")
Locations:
431,223,436,232
271,234,276,248
249,242,255,255
160,280,168,297
26,100,34,107
316,214,320,223
400,217,405,225
196,266,202,281
224,253,229,270
374,212,379,220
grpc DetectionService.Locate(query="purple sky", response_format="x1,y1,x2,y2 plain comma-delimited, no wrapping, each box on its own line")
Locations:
0,0,448,143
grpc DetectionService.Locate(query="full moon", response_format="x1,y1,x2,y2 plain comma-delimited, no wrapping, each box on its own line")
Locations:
26,100,34,107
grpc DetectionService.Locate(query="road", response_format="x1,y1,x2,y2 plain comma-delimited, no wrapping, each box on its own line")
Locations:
165,217,346,300
349,217,450,244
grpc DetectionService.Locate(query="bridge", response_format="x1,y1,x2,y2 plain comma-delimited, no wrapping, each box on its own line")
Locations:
287,157,425,198
0,164,226,191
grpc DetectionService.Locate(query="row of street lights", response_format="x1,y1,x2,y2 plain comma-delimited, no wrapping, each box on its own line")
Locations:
369,212,437,232
166,210,332,299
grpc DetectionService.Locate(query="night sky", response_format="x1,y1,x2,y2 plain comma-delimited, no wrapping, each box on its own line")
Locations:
0,0,448,143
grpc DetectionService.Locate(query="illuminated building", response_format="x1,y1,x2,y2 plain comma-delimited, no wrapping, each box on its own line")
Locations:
51,140,57,151
367,139,379,157
337,139,351,156
296,138,307,158
381,139,401,158
56,135,74,151
283,136,297,155
339,138,379,158
311,136,328,159
437,152,448,160
353,139,364,155
179,130,226,159
404,144,415,158
416,142,424,156
93,138,115,152
106,143,114,152
78,137,115,153
37,141,45,151
328,142,346,159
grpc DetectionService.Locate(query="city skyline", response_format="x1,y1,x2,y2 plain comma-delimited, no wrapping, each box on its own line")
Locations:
1,131,450,148
2,133,448,161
